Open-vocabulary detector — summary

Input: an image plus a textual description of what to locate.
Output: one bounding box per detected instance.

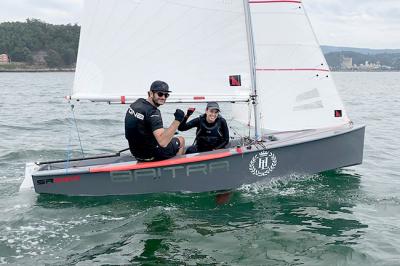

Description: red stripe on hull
[90,151,233,173]
[54,176,81,183]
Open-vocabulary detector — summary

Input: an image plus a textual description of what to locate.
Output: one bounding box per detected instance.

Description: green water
[0,72,399,265]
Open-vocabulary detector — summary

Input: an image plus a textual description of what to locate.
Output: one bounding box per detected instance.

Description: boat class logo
[249,151,277,177]
[334,109,343,117]
[229,75,241,86]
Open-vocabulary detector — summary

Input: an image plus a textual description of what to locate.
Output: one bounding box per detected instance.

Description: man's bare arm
[153,109,185,147]
[153,121,181,147]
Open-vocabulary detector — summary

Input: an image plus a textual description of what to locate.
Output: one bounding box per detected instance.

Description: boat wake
[238,173,319,196]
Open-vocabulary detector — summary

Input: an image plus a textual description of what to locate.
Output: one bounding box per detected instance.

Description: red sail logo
[229,75,241,86]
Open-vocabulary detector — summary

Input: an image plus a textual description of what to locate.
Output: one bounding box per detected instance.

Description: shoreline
[0,68,75,72]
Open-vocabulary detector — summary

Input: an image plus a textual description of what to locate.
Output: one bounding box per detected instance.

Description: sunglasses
[155,92,169,98]
[207,108,220,114]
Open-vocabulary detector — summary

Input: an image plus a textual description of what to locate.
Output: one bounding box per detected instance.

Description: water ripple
[0,72,400,265]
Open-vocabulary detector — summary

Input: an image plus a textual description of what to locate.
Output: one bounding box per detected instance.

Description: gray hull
[27,125,365,196]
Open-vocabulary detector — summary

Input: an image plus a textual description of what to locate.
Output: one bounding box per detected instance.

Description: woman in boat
[178,102,229,154]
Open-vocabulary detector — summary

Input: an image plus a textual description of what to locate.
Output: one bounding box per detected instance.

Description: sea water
[0,72,399,265]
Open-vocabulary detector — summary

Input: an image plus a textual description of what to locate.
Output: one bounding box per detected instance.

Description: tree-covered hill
[1,19,399,71]
[321,45,400,55]
[0,19,80,68]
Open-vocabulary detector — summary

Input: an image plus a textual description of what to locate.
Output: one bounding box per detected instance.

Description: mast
[243,0,261,141]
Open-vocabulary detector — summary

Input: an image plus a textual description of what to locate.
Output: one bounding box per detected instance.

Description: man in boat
[178,102,229,154]
[125,80,186,161]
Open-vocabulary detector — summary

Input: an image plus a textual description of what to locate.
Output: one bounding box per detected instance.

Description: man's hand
[174,109,185,122]
[186,107,195,117]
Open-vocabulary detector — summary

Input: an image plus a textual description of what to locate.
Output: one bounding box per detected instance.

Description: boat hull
[28,125,365,196]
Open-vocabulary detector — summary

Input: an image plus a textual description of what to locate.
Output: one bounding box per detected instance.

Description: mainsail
[73,0,351,133]
[232,1,350,131]
[72,0,252,103]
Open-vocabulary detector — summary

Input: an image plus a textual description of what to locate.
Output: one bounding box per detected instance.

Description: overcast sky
[0,0,399,49]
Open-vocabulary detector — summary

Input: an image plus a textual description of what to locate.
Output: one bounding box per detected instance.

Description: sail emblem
[229,75,241,86]
[335,110,343,117]
[249,151,277,177]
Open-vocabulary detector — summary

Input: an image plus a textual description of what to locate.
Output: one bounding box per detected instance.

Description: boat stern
[19,162,39,192]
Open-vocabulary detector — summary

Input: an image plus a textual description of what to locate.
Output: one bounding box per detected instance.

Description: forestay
[232,1,350,131]
[72,0,252,103]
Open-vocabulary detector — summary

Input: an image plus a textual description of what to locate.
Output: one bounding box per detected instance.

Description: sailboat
[20,0,364,196]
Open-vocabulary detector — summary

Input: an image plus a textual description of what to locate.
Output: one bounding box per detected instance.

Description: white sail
[72,0,252,103]
[232,1,350,131]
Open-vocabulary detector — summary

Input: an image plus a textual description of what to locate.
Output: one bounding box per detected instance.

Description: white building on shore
[341,56,353,69]
[0,54,10,64]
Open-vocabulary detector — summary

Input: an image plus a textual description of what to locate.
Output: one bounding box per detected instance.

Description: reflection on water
[260,170,366,238]
[2,72,399,264]
[30,170,368,264]
[131,213,178,265]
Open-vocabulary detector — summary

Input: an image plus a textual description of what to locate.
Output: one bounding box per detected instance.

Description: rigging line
[64,103,74,172]
[229,125,244,139]
[228,125,248,148]
[70,103,85,158]
[247,101,252,138]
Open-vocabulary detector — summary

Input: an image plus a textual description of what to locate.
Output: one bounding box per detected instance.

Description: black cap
[206,102,220,111]
[150,80,171,92]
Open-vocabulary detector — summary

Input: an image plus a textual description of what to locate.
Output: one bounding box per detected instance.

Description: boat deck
[35,125,352,173]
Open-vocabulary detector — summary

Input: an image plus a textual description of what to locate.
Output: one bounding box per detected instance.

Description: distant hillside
[0,19,80,68]
[324,51,400,70]
[1,20,398,71]
[321,45,400,55]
